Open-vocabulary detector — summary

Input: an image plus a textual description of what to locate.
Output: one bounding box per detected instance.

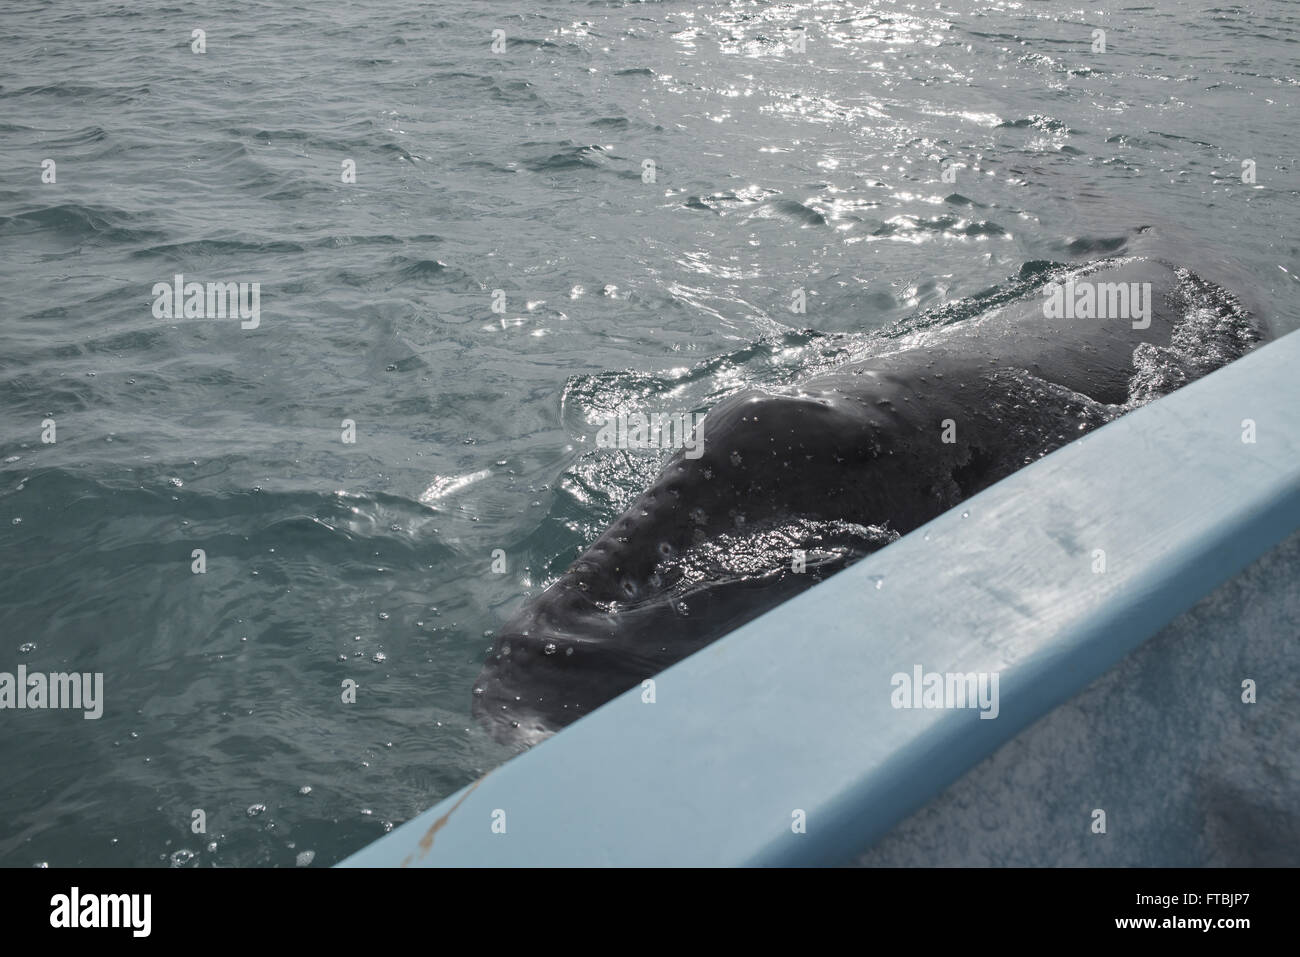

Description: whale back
[473,258,1262,745]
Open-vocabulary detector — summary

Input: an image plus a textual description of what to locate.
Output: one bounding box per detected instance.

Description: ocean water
[1,0,1297,867]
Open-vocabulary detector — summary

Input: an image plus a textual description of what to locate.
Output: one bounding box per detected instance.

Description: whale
[472,257,1262,746]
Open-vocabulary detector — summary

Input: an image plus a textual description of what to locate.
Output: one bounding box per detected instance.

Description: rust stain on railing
[400,773,490,867]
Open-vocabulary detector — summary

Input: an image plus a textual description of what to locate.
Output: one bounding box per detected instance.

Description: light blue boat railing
[340,329,1300,867]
